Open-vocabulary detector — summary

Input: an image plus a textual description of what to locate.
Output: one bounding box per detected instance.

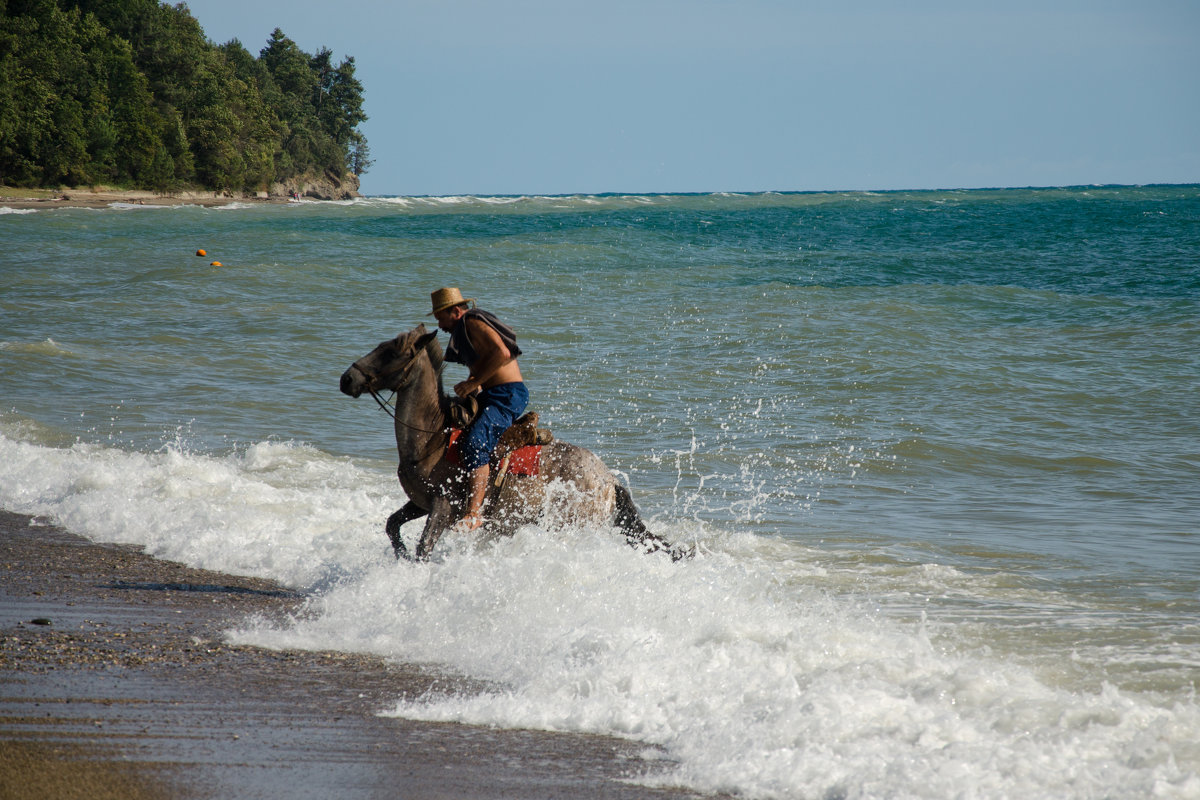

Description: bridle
[352,345,447,434]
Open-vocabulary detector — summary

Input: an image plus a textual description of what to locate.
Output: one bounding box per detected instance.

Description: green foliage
[0,0,370,191]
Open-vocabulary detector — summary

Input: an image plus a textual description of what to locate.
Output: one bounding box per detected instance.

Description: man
[429,287,528,530]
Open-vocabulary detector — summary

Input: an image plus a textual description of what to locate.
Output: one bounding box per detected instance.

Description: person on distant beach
[429,287,528,530]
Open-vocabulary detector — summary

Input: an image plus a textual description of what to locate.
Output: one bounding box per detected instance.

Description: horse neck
[425,337,449,400]
[391,351,449,463]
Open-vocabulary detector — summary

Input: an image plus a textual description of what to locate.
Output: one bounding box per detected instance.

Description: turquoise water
[3,187,1199,798]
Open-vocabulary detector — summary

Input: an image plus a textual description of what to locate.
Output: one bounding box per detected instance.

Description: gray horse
[340,324,688,561]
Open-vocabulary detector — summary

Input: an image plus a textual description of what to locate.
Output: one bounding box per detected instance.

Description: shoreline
[0,187,290,210]
[0,510,699,799]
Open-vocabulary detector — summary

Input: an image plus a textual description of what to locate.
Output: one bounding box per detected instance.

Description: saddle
[445,410,554,486]
[492,411,554,486]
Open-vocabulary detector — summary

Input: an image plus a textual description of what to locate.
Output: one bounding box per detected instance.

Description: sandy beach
[0,187,287,210]
[0,510,699,799]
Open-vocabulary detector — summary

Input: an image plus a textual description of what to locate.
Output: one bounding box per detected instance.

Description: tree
[348,129,373,177]
[0,1,371,191]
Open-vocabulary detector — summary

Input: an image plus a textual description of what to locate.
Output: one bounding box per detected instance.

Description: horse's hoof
[670,543,697,562]
[389,533,411,561]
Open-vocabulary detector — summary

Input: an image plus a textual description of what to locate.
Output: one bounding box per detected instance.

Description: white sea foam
[0,338,78,357]
[106,202,174,210]
[0,427,393,587]
[2,425,1195,799]
[360,193,675,213]
[250,529,1199,799]
[209,201,263,211]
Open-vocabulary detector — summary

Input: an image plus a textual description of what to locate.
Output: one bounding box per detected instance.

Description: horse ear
[416,330,438,349]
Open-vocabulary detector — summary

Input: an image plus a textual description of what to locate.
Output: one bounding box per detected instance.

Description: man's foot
[452,512,484,533]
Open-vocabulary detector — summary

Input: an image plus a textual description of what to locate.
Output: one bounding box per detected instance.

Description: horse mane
[424,333,445,374]
[423,332,452,409]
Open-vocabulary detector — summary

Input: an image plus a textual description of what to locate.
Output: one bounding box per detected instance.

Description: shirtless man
[429,287,528,530]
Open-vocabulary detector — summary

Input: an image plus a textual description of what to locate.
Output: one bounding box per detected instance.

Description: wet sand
[0,510,699,799]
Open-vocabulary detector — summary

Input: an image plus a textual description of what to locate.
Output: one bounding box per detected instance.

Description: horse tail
[613,484,693,561]
[613,483,648,537]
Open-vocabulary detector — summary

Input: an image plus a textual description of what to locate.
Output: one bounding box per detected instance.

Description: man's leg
[456,385,527,529]
[459,464,489,530]
[457,408,503,529]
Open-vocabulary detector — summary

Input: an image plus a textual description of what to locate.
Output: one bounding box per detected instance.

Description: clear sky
[184,0,1199,197]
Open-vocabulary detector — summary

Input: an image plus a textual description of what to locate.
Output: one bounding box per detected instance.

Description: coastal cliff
[273,170,362,201]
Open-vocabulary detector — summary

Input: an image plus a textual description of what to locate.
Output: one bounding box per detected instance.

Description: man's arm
[453,317,515,398]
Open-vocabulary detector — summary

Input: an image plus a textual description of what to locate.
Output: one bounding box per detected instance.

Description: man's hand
[454,378,481,398]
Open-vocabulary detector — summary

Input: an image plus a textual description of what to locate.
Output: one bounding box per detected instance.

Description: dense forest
[0,0,370,194]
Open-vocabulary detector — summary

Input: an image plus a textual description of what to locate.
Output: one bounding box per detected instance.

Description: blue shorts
[460,382,529,471]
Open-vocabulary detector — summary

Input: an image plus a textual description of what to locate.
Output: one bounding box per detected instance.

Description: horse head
[340,324,439,398]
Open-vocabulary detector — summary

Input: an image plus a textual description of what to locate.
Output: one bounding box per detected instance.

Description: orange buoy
[210,261,222,267]
[196,249,207,256]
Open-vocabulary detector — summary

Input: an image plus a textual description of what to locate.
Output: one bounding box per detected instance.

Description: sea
[2,186,1198,799]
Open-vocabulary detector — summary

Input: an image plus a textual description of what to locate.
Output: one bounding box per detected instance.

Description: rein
[356,349,447,435]
[367,387,399,418]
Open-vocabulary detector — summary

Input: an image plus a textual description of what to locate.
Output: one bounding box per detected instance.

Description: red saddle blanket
[445,429,542,476]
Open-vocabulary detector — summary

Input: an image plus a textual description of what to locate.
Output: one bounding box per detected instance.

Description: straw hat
[428,287,474,315]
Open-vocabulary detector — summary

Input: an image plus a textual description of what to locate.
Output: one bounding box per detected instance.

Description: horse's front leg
[416,494,458,559]
[386,501,427,560]
[415,459,467,559]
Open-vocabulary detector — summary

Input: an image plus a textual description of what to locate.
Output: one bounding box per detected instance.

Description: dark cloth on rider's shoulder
[444,308,522,367]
